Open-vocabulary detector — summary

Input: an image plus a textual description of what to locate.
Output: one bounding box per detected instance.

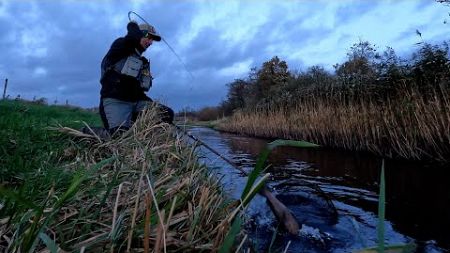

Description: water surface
[186,126,449,252]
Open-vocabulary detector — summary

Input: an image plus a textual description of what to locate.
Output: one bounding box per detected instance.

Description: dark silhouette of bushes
[220,41,449,113]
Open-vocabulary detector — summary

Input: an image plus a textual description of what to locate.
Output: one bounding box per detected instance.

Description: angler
[99,20,174,135]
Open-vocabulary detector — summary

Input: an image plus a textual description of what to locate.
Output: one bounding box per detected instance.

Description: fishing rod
[127,11,195,80]
[174,125,245,174]
[173,124,300,235]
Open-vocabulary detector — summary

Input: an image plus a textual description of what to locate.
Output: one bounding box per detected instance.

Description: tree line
[182,40,449,121]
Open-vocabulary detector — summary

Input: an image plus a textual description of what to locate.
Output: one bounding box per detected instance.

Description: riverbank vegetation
[0,100,247,252]
[196,41,450,161]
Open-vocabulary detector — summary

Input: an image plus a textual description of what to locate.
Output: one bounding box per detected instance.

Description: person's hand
[140,57,152,77]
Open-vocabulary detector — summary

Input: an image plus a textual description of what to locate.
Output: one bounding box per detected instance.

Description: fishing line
[174,124,338,226]
[128,11,195,81]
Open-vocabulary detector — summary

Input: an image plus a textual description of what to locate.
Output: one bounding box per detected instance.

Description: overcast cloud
[0,0,448,111]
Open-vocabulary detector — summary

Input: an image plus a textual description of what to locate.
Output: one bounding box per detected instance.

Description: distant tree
[284,65,335,102]
[375,47,406,83]
[256,56,290,99]
[305,66,335,88]
[220,56,291,112]
[197,106,222,121]
[176,106,197,118]
[334,41,378,87]
[248,67,258,83]
[226,79,248,110]
[411,42,450,88]
[218,100,233,116]
[34,97,47,105]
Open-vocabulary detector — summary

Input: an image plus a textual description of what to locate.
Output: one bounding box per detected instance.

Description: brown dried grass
[217,87,450,161]
[1,106,238,252]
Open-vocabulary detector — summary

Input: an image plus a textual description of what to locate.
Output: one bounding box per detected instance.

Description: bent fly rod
[173,124,300,235]
[128,11,195,80]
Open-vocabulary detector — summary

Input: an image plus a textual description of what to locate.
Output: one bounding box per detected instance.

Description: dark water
[185,126,450,253]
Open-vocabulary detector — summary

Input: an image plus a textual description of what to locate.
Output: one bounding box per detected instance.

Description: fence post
[2,78,8,99]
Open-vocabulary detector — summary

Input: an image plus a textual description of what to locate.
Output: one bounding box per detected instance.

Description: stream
[185,126,449,253]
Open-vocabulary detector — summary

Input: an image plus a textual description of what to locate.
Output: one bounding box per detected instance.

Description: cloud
[32,67,47,77]
[334,1,380,25]
[218,59,253,77]
[0,0,448,111]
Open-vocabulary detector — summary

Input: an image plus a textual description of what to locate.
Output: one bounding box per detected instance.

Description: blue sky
[0,0,448,111]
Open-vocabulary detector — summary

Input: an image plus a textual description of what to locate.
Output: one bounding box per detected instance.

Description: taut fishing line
[128,11,195,81]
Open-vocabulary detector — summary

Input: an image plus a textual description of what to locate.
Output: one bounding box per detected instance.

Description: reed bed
[0,106,239,252]
[217,87,450,161]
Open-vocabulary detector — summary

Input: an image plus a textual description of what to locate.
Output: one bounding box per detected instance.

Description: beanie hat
[139,23,161,42]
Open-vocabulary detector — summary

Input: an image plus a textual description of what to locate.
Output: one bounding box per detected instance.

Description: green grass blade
[377,159,386,253]
[241,139,319,199]
[188,207,202,241]
[268,224,279,253]
[241,148,270,199]
[241,173,269,207]
[218,215,242,253]
[0,186,39,210]
[267,139,320,150]
[232,139,318,250]
[39,232,58,253]
[56,156,116,207]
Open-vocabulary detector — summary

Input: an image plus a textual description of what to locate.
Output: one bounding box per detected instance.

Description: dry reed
[217,87,450,161]
[1,106,240,252]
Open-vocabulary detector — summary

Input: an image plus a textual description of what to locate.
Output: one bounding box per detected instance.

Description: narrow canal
[186,126,449,253]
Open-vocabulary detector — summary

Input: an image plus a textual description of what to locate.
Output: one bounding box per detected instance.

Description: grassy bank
[217,86,450,161]
[0,100,239,252]
[0,100,101,183]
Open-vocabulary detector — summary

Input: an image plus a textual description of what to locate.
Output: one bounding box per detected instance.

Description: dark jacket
[100,22,151,102]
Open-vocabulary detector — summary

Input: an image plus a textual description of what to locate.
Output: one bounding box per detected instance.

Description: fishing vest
[102,49,153,91]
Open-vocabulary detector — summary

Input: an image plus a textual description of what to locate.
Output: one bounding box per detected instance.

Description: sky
[0,0,448,111]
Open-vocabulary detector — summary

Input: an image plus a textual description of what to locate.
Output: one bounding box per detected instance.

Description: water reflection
[188,127,450,252]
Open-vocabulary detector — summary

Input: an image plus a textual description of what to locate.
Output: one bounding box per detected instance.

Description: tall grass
[0,100,101,182]
[217,86,450,161]
[0,100,238,252]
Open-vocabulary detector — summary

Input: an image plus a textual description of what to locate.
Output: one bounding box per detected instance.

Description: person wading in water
[98,20,174,135]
